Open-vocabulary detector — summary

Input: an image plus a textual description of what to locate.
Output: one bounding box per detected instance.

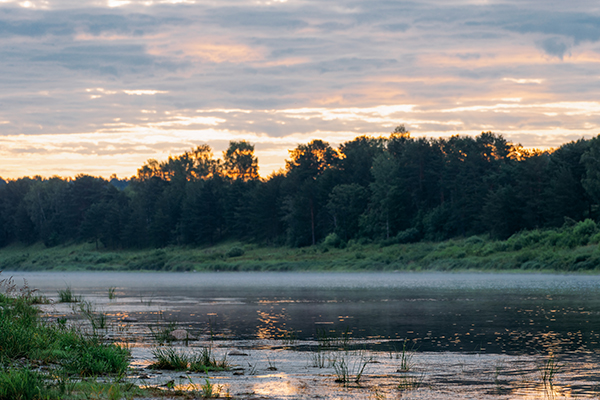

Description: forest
[1,127,600,251]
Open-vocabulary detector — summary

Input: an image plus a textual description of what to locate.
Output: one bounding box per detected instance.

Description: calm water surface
[6,271,600,356]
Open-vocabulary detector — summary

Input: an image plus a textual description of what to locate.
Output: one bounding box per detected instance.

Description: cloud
[504,11,600,45]
[538,37,570,59]
[0,0,599,178]
[0,18,74,36]
[30,44,185,75]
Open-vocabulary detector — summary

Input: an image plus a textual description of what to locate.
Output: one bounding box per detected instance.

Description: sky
[1,0,600,179]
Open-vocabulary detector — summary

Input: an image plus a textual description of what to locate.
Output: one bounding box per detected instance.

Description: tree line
[1,127,600,250]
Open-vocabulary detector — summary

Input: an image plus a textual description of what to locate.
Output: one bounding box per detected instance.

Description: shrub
[396,228,421,244]
[573,219,598,245]
[323,233,343,248]
[226,247,245,258]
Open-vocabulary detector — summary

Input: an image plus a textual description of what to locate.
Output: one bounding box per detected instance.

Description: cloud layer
[1,0,600,178]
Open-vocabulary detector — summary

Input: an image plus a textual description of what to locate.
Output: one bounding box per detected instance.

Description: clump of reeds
[396,340,415,372]
[539,355,560,385]
[331,351,370,386]
[150,346,229,372]
[58,286,81,303]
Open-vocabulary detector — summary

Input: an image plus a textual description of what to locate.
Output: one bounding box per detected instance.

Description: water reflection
[10,271,600,356]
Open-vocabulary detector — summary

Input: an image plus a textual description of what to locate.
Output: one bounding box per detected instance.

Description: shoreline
[2,234,600,273]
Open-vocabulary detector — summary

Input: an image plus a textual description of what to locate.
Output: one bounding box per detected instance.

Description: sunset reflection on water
[17,272,600,399]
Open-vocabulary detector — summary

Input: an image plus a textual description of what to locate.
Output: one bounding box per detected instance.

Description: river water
[6,271,600,356]
[7,271,600,398]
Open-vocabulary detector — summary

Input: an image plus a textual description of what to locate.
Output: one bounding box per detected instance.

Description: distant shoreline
[2,228,599,273]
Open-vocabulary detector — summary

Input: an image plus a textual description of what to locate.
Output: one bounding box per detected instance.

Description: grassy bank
[0,275,144,400]
[2,220,600,273]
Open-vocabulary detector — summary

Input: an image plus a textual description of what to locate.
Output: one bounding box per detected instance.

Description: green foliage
[150,346,229,372]
[200,378,222,398]
[188,347,229,372]
[323,233,343,249]
[57,286,80,303]
[2,132,600,258]
[150,347,191,370]
[0,368,49,400]
[226,246,245,258]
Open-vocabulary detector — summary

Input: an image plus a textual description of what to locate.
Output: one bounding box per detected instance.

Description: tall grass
[150,346,230,372]
[0,272,131,399]
[331,352,370,386]
[58,286,81,303]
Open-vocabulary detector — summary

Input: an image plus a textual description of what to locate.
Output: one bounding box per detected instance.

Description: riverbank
[1,226,600,272]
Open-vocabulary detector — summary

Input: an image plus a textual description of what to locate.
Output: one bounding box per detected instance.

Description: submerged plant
[398,374,425,391]
[539,355,561,385]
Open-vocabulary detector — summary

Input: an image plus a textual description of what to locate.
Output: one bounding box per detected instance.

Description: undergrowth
[3,220,600,273]
[0,272,135,400]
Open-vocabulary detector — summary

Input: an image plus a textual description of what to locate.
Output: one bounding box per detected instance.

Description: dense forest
[1,127,600,250]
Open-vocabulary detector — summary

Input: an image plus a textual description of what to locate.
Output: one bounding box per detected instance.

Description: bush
[573,219,598,245]
[226,247,245,258]
[323,233,343,249]
[396,228,421,244]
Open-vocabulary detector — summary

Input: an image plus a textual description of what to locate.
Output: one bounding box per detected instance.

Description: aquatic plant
[0,368,47,400]
[201,378,222,398]
[317,327,351,350]
[108,286,116,300]
[189,346,229,372]
[539,355,560,385]
[331,351,370,386]
[397,374,424,391]
[309,350,330,368]
[76,300,108,331]
[281,328,298,346]
[148,321,178,345]
[58,286,81,303]
[266,355,277,371]
[151,347,191,370]
[396,340,415,372]
[247,361,258,375]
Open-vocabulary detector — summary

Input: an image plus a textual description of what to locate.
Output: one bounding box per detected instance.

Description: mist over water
[8,271,600,355]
